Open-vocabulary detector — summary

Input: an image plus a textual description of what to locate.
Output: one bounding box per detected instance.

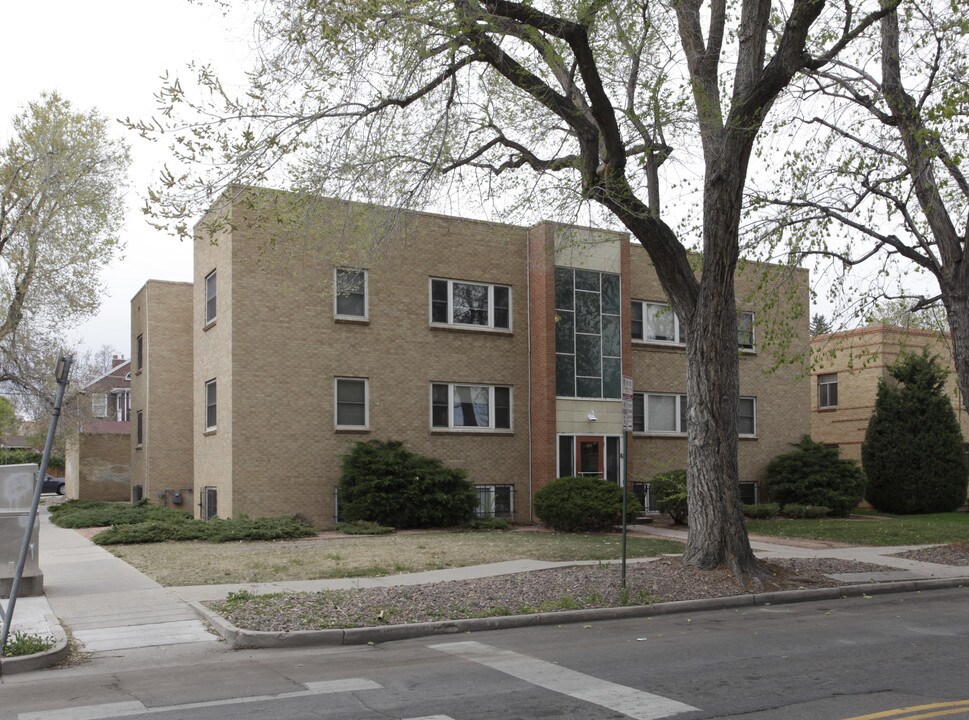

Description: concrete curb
[0,613,70,676]
[191,577,969,650]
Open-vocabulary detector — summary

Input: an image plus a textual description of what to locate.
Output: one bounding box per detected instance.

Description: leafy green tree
[752,1,969,420]
[339,440,477,529]
[862,351,969,513]
[139,0,896,579]
[766,436,866,517]
[0,395,17,436]
[0,93,129,392]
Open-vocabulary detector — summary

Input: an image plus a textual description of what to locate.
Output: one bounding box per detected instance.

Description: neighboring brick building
[135,189,810,527]
[130,280,194,510]
[64,356,132,500]
[810,325,969,464]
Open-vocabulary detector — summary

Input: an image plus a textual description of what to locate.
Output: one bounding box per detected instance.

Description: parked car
[41,475,65,495]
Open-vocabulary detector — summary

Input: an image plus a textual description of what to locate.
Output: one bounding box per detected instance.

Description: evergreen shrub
[339,440,477,529]
[765,436,866,516]
[742,503,780,519]
[862,351,969,513]
[781,503,831,519]
[533,475,625,532]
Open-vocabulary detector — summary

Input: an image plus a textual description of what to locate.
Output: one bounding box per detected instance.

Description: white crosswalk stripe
[18,678,382,720]
[429,640,698,720]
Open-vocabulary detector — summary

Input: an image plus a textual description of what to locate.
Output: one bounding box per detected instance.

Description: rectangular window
[632,301,685,344]
[475,485,514,518]
[205,379,217,431]
[429,278,511,330]
[205,270,217,325]
[430,383,512,430]
[136,410,143,446]
[818,373,838,408]
[334,268,368,319]
[634,393,688,433]
[136,334,143,371]
[738,396,756,436]
[557,435,574,478]
[91,393,108,418]
[335,378,368,428]
[738,311,755,350]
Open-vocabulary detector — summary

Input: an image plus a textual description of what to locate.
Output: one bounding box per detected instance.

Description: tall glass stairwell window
[554,267,622,398]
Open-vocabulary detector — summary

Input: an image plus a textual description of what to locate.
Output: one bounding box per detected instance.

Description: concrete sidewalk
[5,512,217,658]
[4,516,967,671]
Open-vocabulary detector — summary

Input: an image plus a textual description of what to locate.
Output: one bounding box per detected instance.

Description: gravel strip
[211,557,886,633]
[891,541,969,566]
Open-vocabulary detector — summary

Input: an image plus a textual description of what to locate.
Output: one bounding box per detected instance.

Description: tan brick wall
[194,204,234,519]
[811,325,969,463]
[203,194,532,527]
[131,280,194,505]
[70,433,130,501]
[626,250,810,493]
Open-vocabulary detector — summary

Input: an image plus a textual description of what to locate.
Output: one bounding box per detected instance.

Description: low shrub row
[742,503,831,519]
[92,514,317,545]
[50,500,190,528]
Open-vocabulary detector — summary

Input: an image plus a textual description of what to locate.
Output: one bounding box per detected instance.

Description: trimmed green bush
[534,475,626,532]
[743,503,780,519]
[862,350,969,514]
[765,436,866,517]
[92,514,316,545]
[0,449,64,469]
[781,504,831,519]
[651,470,688,524]
[461,517,511,531]
[50,499,191,528]
[339,440,477,529]
[336,520,396,535]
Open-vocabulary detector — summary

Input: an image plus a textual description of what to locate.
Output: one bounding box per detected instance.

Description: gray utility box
[0,464,43,597]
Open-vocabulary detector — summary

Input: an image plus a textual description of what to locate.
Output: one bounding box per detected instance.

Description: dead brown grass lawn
[105,530,684,586]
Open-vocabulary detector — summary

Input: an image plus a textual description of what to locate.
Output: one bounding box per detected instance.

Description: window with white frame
[205,270,217,325]
[114,389,130,422]
[738,311,755,350]
[430,278,510,330]
[431,383,511,430]
[818,373,838,408]
[475,485,514,518]
[335,378,368,428]
[204,379,217,431]
[91,393,108,418]
[738,396,756,436]
[632,301,685,344]
[334,268,368,319]
[632,393,688,433]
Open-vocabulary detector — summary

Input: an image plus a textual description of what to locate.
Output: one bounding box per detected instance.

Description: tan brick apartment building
[131,190,810,527]
[811,325,969,463]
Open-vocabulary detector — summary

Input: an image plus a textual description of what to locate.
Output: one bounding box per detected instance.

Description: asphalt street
[3,587,967,720]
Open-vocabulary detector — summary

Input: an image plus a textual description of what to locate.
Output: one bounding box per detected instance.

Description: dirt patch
[891,540,969,566]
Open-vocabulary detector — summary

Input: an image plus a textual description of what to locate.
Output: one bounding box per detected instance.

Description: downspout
[526,231,533,524]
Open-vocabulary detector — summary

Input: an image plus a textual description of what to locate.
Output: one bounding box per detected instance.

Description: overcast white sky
[0,1,253,360]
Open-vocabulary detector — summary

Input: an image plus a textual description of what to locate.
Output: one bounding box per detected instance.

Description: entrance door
[575,436,604,477]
